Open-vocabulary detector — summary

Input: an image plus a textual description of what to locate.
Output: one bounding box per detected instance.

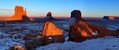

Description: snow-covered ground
[36,36,119,50]
[0,23,42,50]
[87,20,119,30]
[0,19,119,50]
[0,31,25,50]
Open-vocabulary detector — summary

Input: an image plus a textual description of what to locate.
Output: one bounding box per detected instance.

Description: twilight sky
[0,0,119,17]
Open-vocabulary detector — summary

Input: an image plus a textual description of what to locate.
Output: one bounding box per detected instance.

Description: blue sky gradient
[0,0,119,17]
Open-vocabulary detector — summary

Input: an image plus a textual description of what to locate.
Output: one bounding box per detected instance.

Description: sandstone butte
[46,12,52,17]
[44,12,54,21]
[69,10,119,42]
[103,16,115,20]
[108,16,115,20]
[6,6,34,21]
[71,10,85,21]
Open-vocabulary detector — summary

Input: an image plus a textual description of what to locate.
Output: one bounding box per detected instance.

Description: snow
[36,36,119,50]
[107,24,119,30]
[0,31,25,49]
[92,31,98,36]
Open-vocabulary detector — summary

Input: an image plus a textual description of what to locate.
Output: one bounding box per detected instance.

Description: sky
[0,0,119,17]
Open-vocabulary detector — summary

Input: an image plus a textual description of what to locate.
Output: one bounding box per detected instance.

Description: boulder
[68,21,119,42]
[25,32,64,50]
[71,10,85,21]
[6,6,34,22]
[25,37,45,50]
[42,22,64,44]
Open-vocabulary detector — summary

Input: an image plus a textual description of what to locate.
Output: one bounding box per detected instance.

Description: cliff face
[15,6,26,16]
[6,6,33,22]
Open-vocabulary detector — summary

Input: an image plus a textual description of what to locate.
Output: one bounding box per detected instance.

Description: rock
[6,6,34,22]
[42,21,64,44]
[42,22,62,36]
[68,21,119,42]
[24,22,64,49]
[44,12,54,21]
[68,21,92,42]
[71,10,85,21]
[46,12,52,17]
[22,15,33,22]
[103,16,115,20]
[36,35,42,39]
[10,45,25,50]
[25,36,45,50]
[14,6,26,16]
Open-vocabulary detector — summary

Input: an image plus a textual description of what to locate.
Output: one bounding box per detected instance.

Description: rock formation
[103,16,115,20]
[10,45,25,50]
[69,10,119,42]
[68,20,119,42]
[42,21,64,44]
[46,12,52,17]
[25,22,64,49]
[71,10,85,21]
[44,12,54,21]
[6,6,34,22]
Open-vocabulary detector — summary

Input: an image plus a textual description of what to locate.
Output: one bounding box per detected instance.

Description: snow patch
[36,36,119,50]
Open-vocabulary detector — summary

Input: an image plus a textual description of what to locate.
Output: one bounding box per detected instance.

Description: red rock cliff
[6,6,33,21]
